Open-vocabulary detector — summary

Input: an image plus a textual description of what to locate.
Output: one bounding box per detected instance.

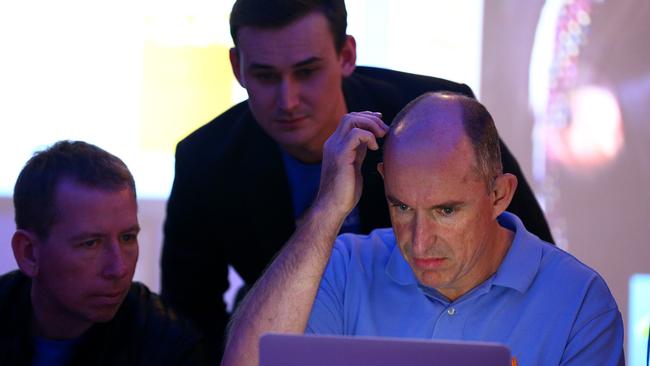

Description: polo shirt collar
[492,212,543,293]
[385,233,418,286]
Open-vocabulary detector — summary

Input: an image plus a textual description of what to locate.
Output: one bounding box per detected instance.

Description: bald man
[223,93,624,366]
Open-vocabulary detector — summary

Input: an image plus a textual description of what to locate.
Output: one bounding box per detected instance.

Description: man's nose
[411,213,436,256]
[102,240,129,279]
[278,77,300,112]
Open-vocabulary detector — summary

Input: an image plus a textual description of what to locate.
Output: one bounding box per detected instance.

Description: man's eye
[81,239,100,248]
[295,68,315,79]
[121,233,138,244]
[439,207,455,216]
[392,203,409,212]
[253,72,278,82]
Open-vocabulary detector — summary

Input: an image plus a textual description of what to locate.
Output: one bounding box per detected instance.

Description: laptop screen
[260,333,512,366]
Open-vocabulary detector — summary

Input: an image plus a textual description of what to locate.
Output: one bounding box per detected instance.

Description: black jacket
[0,271,204,366]
[161,66,554,361]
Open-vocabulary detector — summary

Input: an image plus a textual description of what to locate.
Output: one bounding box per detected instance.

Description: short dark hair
[389,92,503,188]
[456,94,503,187]
[230,0,348,52]
[13,140,136,239]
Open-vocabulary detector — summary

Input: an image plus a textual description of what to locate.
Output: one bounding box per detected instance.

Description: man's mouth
[413,257,447,270]
[276,116,307,125]
[93,289,127,305]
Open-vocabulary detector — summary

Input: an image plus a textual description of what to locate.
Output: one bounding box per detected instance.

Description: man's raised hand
[315,111,388,218]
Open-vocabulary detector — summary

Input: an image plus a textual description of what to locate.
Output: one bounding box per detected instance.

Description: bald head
[384,92,503,189]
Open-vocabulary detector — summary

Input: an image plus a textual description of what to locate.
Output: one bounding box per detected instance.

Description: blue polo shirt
[306,212,624,365]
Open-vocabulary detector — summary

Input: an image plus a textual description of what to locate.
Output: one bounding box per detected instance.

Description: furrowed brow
[430,201,465,210]
[386,195,406,205]
[292,57,322,68]
[248,63,275,71]
[67,232,106,242]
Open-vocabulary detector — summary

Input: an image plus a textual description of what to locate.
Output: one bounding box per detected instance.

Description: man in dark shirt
[0,141,203,366]
[161,0,554,361]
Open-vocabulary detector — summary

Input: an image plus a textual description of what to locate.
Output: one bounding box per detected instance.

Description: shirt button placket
[447,307,456,315]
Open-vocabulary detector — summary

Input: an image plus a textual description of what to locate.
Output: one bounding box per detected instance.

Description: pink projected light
[546,85,624,169]
[528,0,627,248]
[532,0,625,171]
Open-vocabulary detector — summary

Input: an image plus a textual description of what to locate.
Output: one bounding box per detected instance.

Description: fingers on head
[347,127,379,151]
[342,112,388,137]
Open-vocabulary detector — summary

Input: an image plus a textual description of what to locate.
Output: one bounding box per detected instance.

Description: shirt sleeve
[560,276,625,366]
[306,240,351,335]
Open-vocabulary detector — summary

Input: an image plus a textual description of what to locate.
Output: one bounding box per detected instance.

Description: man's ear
[339,35,357,77]
[11,230,40,278]
[491,173,518,218]
[229,47,245,87]
[377,162,384,179]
